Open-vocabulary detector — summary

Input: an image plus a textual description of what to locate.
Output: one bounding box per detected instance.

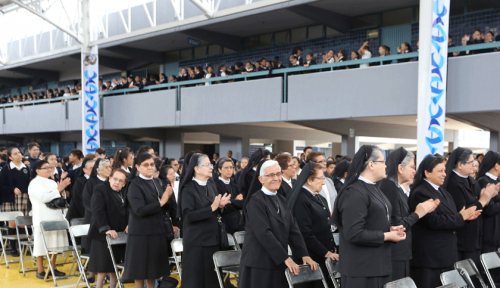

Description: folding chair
[106,232,128,288]
[39,220,75,286]
[325,258,341,288]
[440,268,471,288]
[285,264,329,288]
[70,218,86,226]
[436,284,460,288]
[69,224,91,288]
[170,238,183,279]
[213,250,241,288]
[0,211,24,268]
[233,231,244,249]
[227,233,239,251]
[15,216,36,276]
[455,259,488,288]
[383,277,417,288]
[480,252,500,288]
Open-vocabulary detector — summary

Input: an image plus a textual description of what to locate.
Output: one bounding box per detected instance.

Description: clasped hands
[285,256,318,276]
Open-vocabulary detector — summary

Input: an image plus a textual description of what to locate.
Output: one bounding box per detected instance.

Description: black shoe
[51,269,66,277]
[36,272,46,279]
[87,276,95,283]
[10,250,20,257]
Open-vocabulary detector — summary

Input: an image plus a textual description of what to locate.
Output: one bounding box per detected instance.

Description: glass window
[326,27,341,37]
[308,25,324,38]
[208,44,221,55]
[244,37,258,50]
[274,31,290,45]
[352,14,379,29]
[291,27,306,42]
[194,46,206,58]
[180,49,193,60]
[382,8,413,27]
[259,33,273,47]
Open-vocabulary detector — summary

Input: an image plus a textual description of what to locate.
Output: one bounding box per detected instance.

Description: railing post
[177,86,181,111]
[2,107,5,125]
[283,72,288,103]
[100,94,104,117]
[65,101,69,120]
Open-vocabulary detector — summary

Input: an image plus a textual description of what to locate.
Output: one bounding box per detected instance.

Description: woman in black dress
[377,147,438,281]
[88,169,129,288]
[123,153,172,288]
[215,157,244,234]
[441,147,498,285]
[238,149,264,197]
[239,160,317,288]
[331,145,406,288]
[66,158,95,223]
[409,154,481,288]
[178,154,231,288]
[331,160,349,193]
[476,151,500,283]
[0,147,31,257]
[288,162,339,288]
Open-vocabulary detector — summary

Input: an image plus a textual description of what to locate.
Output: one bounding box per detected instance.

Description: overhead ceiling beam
[105,46,165,64]
[287,4,351,34]
[10,0,83,44]
[9,67,59,81]
[69,54,128,71]
[182,28,243,51]
[0,77,22,87]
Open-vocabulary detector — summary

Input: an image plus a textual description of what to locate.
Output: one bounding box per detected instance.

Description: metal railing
[1,42,498,113]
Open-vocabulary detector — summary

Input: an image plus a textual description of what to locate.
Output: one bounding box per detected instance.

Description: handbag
[217,213,229,249]
[152,179,176,240]
[157,276,179,288]
[45,197,69,209]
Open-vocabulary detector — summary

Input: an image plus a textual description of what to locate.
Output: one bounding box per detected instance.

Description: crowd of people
[0,140,498,288]
[1,29,498,106]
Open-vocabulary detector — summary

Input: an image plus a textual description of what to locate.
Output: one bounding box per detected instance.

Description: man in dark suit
[276,153,296,198]
[300,146,312,169]
[158,73,167,84]
[226,150,238,165]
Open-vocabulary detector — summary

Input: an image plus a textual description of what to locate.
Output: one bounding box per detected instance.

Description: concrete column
[275,140,294,154]
[490,131,500,152]
[162,129,184,159]
[341,135,356,158]
[331,142,342,158]
[220,135,249,161]
[76,141,83,151]
[447,130,460,153]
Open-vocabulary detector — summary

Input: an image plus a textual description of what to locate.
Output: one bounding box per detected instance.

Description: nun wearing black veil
[377,147,438,281]
[331,145,406,288]
[331,160,350,193]
[177,154,231,288]
[287,161,338,288]
[476,151,500,282]
[239,160,318,288]
[442,147,498,282]
[238,149,264,197]
[408,154,480,288]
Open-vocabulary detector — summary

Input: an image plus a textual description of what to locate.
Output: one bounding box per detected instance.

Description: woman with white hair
[239,160,318,288]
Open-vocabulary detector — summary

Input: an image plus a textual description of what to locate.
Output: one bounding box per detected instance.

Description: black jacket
[277,178,295,198]
[181,180,220,246]
[477,175,500,248]
[82,177,106,224]
[240,190,308,270]
[215,178,244,233]
[292,188,334,263]
[127,177,169,236]
[0,164,30,204]
[409,181,465,268]
[333,178,344,194]
[378,178,419,261]
[446,172,483,252]
[336,180,392,277]
[66,175,87,222]
[89,181,128,242]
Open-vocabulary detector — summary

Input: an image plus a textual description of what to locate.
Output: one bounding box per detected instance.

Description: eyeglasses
[372,160,386,164]
[141,163,156,167]
[222,166,234,169]
[40,167,53,170]
[312,176,326,181]
[263,172,282,178]
[316,160,326,164]
[201,163,213,168]
[465,160,475,166]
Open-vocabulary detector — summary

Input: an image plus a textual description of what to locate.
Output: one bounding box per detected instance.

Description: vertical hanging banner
[417,0,450,163]
[81,46,100,154]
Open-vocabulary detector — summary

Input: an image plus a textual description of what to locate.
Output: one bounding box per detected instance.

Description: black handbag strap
[151,178,169,217]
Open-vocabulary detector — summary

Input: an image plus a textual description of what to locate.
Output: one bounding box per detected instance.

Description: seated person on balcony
[194,66,205,79]
[448,36,460,57]
[303,52,317,68]
[397,42,412,63]
[289,55,301,68]
[231,62,244,75]
[98,79,106,91]
[204,66,216,79]
[358,41,372,68]
[371,45,392,66]
[346,51,360,69]
[176,68,189,82]
[217,64,228,77]
[242,62,254,74]
[119,77,128,89]
[187,67,195,80]
[108,78,120,91]
[129,76,140,88]
[274,56,285,69]
[322,49,335,64]
[145,75,157,86]
[169,75,176,85]
[292,46,304,65]
[257,58,269,71]
[158,73,167,84]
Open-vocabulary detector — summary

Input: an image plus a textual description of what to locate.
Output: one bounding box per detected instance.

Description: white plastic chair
[0,211,24,268]
[480,252,500,288]
[106,232,127,288]
[213,250,241,288]
[170,238,183,279]
[69,224,91,288]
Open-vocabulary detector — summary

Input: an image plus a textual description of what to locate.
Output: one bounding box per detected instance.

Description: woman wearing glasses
[377,147,439,281]
[215,157,244,234]
[123,153,172,288]
[441,147,498,283]
[28,160,71,279]
[331,145,406,288]
[177,154,231,288]
[287,162,338,288]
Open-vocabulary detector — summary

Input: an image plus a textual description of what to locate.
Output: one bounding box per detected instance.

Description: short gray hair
[362,145,382,170]
[196,154,209,168]
[259,160,281,177]
[98,159,110,170]
[401,151,415,167]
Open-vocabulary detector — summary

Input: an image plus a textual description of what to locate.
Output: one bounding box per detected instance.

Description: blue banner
[81,48,100,154]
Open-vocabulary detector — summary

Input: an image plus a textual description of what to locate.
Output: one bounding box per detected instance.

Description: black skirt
[411,266,453,288]
[87,240,125,273]
[391,260,410,282]
[181,245,219,288]
[340,274,390,288]
[122,233,170,280]
[239,265,288,288]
